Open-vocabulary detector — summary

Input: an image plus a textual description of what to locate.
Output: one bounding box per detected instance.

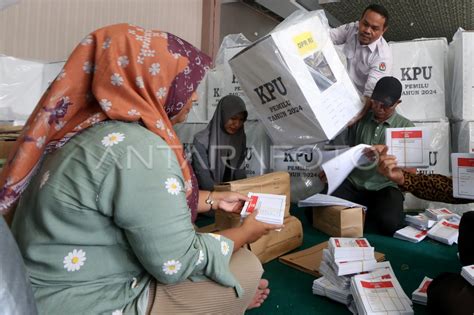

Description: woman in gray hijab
[192,95,248,190]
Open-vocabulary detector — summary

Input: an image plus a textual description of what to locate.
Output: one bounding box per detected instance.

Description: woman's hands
[212,191,249,213]
[240,211,284,244]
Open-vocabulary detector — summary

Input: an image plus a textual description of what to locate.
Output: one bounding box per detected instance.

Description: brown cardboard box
[279,241,385,277]
[214,171,291,221]
[249,215,303,264]
[312,206,364,238]
[211,214,303,264]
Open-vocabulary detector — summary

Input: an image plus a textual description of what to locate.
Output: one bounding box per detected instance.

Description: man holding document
[330,76,414,235]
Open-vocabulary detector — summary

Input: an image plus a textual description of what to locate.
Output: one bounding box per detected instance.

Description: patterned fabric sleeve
[97,130,243,296]
[401,171,472,204]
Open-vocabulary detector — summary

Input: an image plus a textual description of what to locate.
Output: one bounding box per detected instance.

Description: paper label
[361,280,394,289]
[441,221,459,229]
[419,280,432,293]
[293,32,317,56]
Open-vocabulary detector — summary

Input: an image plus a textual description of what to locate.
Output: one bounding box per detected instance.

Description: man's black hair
[362,4,389,27]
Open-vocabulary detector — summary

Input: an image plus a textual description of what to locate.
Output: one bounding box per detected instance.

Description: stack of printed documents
[324,247,378,276]
[411,277,432,305]
[319,257,352,290]
[312,276,353,305]
[427,219,459,245]
[350,262,413,315]
[424,208,457,221]
[240,192,286,225]
[405,213,436,230]
[329,238,375,263]
[461,265,474,286]
[394,226,428,243]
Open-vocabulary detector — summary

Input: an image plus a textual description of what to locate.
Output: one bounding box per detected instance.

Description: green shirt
[347,111,414,191]
[12,121,241,315]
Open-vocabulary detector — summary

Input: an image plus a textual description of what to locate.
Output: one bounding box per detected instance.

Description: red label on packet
[335,239,341,247]
[381,274,392,279]
[245,195,259,214]
[361,280,394,289]
[391,130,422,139]
[442,221,459,229]
[416,230,428,238]
[458,158,474,167]
[356,239,368,247]
[420,280,432,293]
[440,208,452,214]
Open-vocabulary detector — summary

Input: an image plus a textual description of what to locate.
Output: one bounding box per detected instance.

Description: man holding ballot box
[330,76,414,235]
[330,4,392,124]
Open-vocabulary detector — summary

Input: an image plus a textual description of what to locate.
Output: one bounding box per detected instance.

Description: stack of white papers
[394,226,428,243]
[350,263,413,315]
[411,277,432,305]
[240,192,286,225]
[405,213,436,230]
[324,248,378,276]
[319,258,352,290]
[461,265,474,286]
[329,238,375,262]
[424,208,456,221]
[427,219,459,245]
[312,276,353,305]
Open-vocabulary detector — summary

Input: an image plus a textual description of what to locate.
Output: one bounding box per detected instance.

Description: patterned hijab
[0,24,211,220]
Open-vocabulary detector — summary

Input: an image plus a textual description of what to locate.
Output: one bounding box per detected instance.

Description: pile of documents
[461,265,474,286]
[240,192,286,225]
[312,276,352,305]
[394,226,428,243]
[405,213,436,230]
[330,238,374,264]
[427,219,459,245]
[394,208,461,245]
[325,246,378,276]
[350,262,413,314]
[425,208,457,221]
[411,276,432,305]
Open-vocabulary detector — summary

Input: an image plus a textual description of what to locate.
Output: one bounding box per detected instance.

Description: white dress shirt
[330,21,392,97]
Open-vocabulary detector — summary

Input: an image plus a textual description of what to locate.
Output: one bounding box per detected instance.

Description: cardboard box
[312,206,364,237]
[214,171,291,226]
[279,241,385,277]
[389,38,448,121]
[229,11,362,146]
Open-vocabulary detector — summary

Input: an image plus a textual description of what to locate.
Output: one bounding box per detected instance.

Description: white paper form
[240,192,286,225]
[386,127,430,168]
[321,144,372,195]
[452,153,474,199]
[298,193,366,211]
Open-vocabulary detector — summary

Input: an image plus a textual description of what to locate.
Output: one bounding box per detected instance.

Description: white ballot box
[389,38,448,121]
[229,10,363,146]
[452,153,474,200]
[386,127,430,168]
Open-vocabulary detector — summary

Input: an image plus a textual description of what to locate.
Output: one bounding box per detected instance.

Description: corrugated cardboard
[279,241,385,277]
[214,171,291,229]
[312,206,364,237]
[249,215,303,264]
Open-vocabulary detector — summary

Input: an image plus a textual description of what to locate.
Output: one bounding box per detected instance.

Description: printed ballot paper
[322,144,372,195]
[240,192,286,225]
[452,153,474,200]
[411,277,432,305]
[461,265,474,286]
[385,127,430,168]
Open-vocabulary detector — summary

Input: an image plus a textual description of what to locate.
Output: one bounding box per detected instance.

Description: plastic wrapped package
[271,144,326,202]
[186,68,208,123]
[229,10,363,146]
[389,38,448,121]
[403,120,450,210]
[451,120,474,153]
[207,34,258,120]
[0,56,64,124]
[448,29,474,121]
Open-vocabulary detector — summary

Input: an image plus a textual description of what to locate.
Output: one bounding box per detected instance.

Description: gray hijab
[194,95,248,183]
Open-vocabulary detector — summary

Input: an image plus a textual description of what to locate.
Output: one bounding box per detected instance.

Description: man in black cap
[331,76,414,235]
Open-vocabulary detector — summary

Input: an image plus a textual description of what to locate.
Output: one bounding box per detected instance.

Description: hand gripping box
[229,10,363,146]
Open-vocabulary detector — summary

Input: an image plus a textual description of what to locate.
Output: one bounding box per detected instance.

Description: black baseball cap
[371,76,402,107]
